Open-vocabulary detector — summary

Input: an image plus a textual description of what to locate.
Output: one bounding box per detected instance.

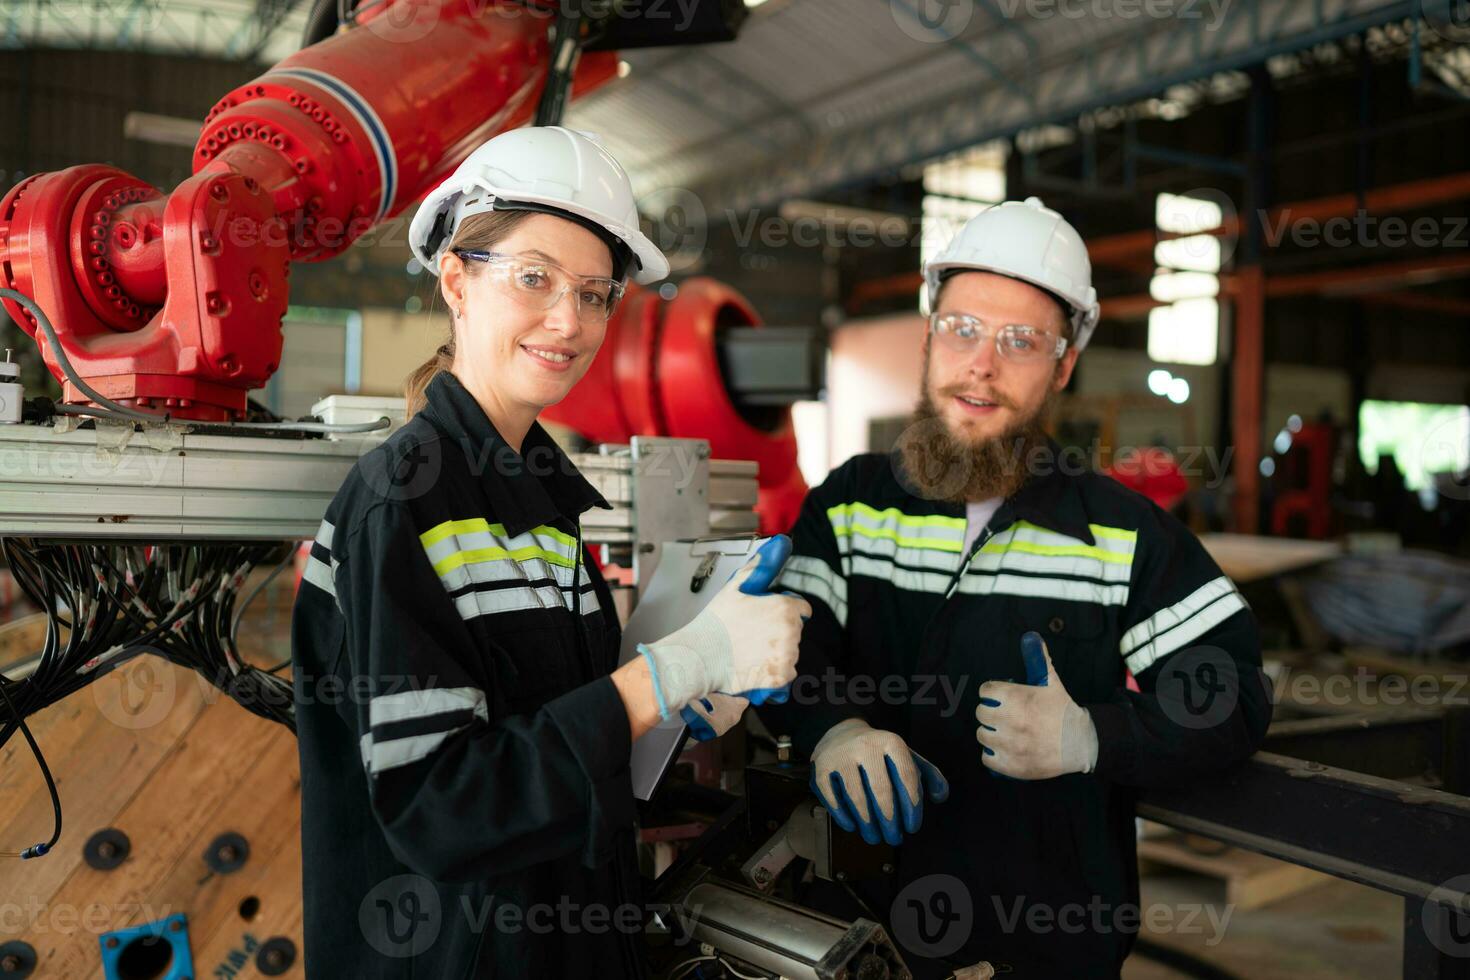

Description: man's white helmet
[924,196,1100,351]
[408,126,669,284]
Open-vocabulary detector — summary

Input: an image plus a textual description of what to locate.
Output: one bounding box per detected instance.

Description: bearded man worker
[757,197,1272,979]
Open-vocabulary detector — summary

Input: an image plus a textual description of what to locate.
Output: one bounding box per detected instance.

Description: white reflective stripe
[850,554,953,595]
[842,533,960,572]
[302,555,336,597]
[779,555,849,626]
[438,554,568,593]
[958,572,1130,606]
[364,729,452,776]
[368,686,487,727]
[316,519,335,550]
[966,547,1133,583]
[1121,576,1238,655]
[578,584,600,615]
[454,584,566,620]
[1123,584,1248,676]
[361,687,489,776]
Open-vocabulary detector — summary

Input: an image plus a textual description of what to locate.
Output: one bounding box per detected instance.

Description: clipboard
[619,534,771,801]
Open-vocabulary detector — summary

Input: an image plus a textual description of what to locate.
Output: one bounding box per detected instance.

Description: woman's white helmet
[924,196,1100,351]
[408,126,669,284]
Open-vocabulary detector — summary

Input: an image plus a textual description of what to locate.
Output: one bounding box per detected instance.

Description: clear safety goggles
[928,311,1068,363]
[452,249,625,322]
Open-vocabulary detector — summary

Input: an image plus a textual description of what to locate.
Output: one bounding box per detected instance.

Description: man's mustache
[937,385,1014,410]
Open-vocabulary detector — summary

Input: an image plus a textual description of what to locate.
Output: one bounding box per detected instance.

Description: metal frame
[1139,708,1470,978]
[692,0,1421,215]
[1,0,308,63]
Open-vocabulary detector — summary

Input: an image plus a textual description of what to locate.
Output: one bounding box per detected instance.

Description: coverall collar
[993,437,1097,545]
[419,370,611,536]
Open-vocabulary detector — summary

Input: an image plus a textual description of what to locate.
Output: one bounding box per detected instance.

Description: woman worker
[291,126,810,979]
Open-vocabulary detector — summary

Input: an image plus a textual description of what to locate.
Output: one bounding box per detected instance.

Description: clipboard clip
[685,534,760,593]
[690,553,719,593]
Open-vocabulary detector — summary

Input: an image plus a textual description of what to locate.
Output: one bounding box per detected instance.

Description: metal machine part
[744,763,896,885]
[99,914,194,980]
[541,278,816,534]
[0,414,757,546]
[83,829,131,871]
[741,800,833,892]
[716,325,827,409]
[669,874,911,980]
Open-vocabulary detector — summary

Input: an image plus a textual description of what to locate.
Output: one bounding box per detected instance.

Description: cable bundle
[0,538,298,733]
[0,537,299,858]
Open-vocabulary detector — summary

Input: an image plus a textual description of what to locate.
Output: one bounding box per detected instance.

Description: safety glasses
[452,249,625,322]
[928,312,1068,363]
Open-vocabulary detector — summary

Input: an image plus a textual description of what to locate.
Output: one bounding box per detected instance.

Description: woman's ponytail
[404,340,454,418]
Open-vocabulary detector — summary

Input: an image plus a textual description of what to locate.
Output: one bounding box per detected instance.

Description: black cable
[300,0,345,47]
[0,677,61,859]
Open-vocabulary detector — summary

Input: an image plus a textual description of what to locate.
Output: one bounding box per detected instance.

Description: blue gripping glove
[809,718,951,846]
[976,631,1098,780]
[979,631,1048,778]
[680,536,797,738]
[639,534,810,723]
[1022,630,1050,686]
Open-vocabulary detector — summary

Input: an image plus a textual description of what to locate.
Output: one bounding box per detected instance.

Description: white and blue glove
[637,535,810,722]
[976,631,1098,780]
[809,718,950,846]
[679,536,800,740]
[682,692,750,742]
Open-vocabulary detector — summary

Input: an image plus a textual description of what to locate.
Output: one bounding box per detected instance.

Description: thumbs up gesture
[975,632,1099,780]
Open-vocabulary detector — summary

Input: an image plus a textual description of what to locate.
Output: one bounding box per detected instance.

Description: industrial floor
[1123,871,1403,979]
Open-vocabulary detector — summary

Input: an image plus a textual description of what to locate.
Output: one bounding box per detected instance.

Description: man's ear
[1052,346,1080,392]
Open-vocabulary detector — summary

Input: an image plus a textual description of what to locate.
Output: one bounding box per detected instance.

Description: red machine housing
[543,278,808,534]
[0,2,615,420]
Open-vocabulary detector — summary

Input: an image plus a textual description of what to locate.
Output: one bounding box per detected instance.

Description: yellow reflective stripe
[833,523,964,553]
[533,523,578,549]
[421,517,575,550]
[421,517,505,549]
[827,501,966,532]
[432,543,575,577]
[983,539,1134,565]
[985,520,1137,564]
[828,502,965,554]
[421,519,578,569]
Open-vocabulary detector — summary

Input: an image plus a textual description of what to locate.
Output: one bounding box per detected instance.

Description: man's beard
[895,373,1059,504]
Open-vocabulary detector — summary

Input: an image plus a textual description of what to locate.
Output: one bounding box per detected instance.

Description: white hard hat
[924,196,1100,351]
[408,126,669,284]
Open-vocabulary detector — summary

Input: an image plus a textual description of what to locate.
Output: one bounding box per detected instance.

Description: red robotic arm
[0,2,615,420]
[0,0,807,528]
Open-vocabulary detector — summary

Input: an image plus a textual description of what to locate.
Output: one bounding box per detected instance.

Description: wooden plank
[0,661,212,916]
[0,613,50,672]
[1198,533,1341,584]
[162,727,302,975]
[21,680,295,975]
[1138,834,1334,911]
